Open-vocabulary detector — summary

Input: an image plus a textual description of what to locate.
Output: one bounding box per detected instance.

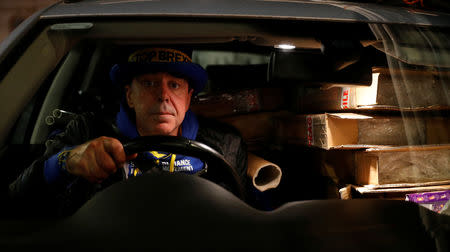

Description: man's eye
[169,82,181,89]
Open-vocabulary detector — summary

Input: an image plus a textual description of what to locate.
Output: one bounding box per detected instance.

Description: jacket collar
[115,103,199,140]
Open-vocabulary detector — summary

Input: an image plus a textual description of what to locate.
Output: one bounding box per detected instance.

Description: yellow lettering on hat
[128,48,191,63]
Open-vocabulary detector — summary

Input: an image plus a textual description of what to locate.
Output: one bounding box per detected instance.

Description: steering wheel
[122,135,245,200]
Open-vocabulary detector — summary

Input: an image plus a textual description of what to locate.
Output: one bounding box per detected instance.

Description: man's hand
[66,136,138,183]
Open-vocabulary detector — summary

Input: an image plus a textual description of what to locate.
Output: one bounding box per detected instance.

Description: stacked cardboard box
[218,111,287,152]
[354,145,450,185]
[277,113,449,149]
[288,67,450,204]
[190,87,286,152]
[298,68,450,112]
[313,145,450,192]
[277,113,450,185]
[339,182,450,202]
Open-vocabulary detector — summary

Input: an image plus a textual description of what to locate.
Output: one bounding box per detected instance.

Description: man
[9,47,248,216]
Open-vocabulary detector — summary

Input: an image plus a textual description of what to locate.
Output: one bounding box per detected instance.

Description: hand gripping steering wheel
[122,135,245,200]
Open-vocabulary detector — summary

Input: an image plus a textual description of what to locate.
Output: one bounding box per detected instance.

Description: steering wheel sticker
[122,135,245,199]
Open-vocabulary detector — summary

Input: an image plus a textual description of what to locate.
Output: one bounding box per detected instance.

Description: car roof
[41,0,450,27]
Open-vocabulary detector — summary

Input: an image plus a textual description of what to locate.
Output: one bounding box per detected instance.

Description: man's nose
[157,83,170,102]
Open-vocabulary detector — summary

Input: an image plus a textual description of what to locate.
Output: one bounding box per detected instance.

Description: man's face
[125,72,193,136]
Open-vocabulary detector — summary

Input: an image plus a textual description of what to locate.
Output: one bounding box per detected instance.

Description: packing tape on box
[247,153,282,192]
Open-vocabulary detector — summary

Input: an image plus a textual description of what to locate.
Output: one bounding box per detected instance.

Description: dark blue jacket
[8,112,247,217]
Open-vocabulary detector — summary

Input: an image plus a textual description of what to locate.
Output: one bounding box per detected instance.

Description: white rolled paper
[247,153,282,192]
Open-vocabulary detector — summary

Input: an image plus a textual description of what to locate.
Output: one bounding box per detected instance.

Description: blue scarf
[116,104,205,177]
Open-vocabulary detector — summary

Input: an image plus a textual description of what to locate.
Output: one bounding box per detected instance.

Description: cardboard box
[316,145,450,188]
[218,112,288,152]
[355,145,450,185]
[339,183,450,201]
[277,113,450,149]
[298,68,450,112]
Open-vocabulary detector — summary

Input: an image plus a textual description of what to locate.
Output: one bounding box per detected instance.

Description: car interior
[0,16,449,250]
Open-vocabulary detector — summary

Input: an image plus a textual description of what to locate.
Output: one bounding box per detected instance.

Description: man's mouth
[153,112,174,116]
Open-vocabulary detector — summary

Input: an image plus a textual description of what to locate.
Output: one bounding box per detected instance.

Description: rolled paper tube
[247,153,282,192]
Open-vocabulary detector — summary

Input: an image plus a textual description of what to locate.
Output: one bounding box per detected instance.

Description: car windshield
[1,16,449,213]
[1,1,450,250]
